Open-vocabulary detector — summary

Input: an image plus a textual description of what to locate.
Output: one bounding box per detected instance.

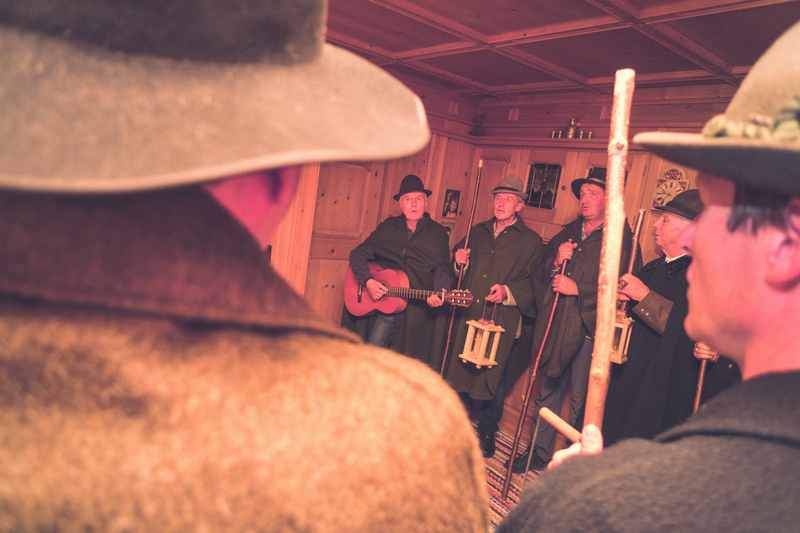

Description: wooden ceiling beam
[488,16,629,47]
[479,67,746,97]
[582,0,739,85]
[403,60,493,93]
[640,0,797,23]
[492,47,601,94]
[393,42,488,61]
[367,0,488,43]
[365,0,602,96]
[325,30,395,62]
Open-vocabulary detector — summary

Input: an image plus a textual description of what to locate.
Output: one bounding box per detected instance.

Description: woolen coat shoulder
[0,297,489,532]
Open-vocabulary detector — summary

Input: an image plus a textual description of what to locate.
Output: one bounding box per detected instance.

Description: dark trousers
[365,312,401,348]
[532,337,593,462]
[459,359,513,437]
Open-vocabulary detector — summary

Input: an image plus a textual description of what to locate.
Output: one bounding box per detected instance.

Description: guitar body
[344,264,410,316]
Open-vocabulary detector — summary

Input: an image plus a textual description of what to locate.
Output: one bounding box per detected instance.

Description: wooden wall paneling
[472,151,510,226]
[438,138,477,246]
[552,149,586,225]
[423,133,449,224]
[305,259,350,323]
[305,161,385,323]
[506,147,533,183]
[270,163,320,296]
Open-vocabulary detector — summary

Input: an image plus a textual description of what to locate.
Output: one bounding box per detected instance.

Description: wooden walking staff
[584,68,636,429]
[534,69,637,443]
[693,359,709,413]
[500,260,568,500]
[440,159,484,376]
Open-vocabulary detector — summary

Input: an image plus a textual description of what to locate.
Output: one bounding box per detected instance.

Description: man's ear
[765,199,800,288]
[204,166,301,250]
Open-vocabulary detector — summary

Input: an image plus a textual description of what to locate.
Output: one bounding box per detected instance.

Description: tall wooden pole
[583,68,636,430]
[500,260,567,499]
[693,359,708,413]
[529,69,638,445]
[440,159,484,376]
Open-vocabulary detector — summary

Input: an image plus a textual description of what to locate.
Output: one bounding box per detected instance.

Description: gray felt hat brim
[633,132,800,196]
[0,28,430,193]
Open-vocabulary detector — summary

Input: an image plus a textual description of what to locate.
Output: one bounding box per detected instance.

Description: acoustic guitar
[344,263,473,317]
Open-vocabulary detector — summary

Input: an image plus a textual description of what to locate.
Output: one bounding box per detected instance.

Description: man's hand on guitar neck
[427,290,444,308]
[365,278,388,301]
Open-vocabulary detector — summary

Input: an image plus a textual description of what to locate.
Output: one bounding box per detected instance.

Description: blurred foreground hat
[571,167,607,198]
[393,174,431,200]
[635,21,800,195]
[654,189,702,221]
[0,0,430,193]
[492,176,526,200]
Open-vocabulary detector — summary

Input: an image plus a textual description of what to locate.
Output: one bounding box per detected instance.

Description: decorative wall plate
[653,167,689,207]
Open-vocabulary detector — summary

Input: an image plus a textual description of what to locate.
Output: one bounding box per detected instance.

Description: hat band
[702,95,800,142]
[493,186,523,194]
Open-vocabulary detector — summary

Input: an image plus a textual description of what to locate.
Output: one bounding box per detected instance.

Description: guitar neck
[386,287,435,301]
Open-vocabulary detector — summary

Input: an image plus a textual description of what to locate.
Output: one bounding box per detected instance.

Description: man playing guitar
[346,174,452,368]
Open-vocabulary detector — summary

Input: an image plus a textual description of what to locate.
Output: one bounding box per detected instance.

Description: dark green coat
[445,218,544,400]
[533,218,636,379]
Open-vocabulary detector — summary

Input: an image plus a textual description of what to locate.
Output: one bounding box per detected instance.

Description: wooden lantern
[610,308,633,364]
[459,319,505,368]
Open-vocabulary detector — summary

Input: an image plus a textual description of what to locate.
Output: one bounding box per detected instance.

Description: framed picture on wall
[526,163,562,209]
[442,189,461,218]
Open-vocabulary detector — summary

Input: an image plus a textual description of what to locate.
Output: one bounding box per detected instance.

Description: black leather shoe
[511,450,548,473]
[479,431,496,458]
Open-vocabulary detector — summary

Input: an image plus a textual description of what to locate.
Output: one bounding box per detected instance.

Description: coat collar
[659,371,800,446]
[478,216,527,234]
[0,188,358,343]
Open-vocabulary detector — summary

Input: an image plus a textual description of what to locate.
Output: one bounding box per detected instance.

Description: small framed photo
[442,189,461,218]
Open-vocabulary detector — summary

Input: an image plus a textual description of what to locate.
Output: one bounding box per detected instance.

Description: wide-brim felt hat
[393,174,432,200]
[653,189,702,220]
[571,167,607,198]
[0,1,430,193]
[492,176,526,200]
[635,20,800,196]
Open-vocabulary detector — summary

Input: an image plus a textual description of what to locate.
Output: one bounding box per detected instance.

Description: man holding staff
[603,189,702,445]
[499,21,800,532]
[445,177,544,458]
[512,168,635,472]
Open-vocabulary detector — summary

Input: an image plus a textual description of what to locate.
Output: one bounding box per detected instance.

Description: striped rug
[481,429,541,530]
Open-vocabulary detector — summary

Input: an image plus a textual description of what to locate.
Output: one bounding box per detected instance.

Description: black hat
[654,189,703,220]
[393,174,432,201]
[571,167,607,198]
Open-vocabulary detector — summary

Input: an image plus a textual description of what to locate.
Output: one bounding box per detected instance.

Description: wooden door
[305,161,385,323]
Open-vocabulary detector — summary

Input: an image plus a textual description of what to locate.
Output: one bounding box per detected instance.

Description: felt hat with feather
[0,0,430,193]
